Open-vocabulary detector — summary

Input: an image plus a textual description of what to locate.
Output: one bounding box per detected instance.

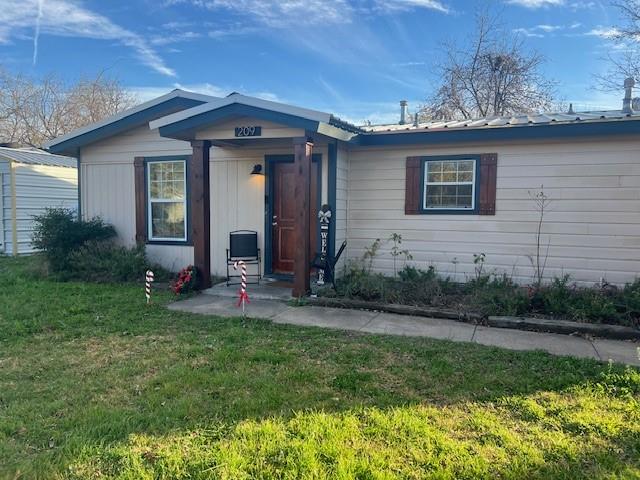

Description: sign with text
[235,126,262,137]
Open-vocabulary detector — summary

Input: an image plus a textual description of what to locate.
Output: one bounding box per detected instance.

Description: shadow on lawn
[1,257,638,478]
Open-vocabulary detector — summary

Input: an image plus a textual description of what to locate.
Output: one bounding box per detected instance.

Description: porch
[148,93,358,296]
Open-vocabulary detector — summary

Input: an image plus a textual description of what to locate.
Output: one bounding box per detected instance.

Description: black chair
[311,240,347,290]
[226,230,261,286]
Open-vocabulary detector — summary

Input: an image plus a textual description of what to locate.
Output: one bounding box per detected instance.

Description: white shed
[0,147,77,255]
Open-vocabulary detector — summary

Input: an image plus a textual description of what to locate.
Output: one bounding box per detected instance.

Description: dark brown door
[271,160,318,275]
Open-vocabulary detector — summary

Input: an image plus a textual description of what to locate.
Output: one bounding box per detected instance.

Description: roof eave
[352,118,640,146]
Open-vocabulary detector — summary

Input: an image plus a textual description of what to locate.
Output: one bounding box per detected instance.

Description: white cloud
[128,83,281,103]
[0,0,175,76]
[506,0,564,8]
[376,0,449,14]
[167,0,450,30]
[586,27,621,38]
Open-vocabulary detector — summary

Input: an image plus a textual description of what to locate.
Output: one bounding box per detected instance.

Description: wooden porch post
[292,136,313,297]
[191,140,212,289]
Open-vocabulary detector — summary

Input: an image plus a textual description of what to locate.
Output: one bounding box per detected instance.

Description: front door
[271,159,318,275]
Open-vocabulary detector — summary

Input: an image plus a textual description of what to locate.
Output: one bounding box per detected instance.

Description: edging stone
[306,297,640,340]
[306,297,482,322]
[488,316,640,340]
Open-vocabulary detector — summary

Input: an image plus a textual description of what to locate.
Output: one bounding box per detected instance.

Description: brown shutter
[405,156,422,215]
[134,157,147,244]
[479,153,497,215]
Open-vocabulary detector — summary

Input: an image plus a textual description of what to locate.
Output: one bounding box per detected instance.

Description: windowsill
[146,240,193,246]
[418,209,479,215]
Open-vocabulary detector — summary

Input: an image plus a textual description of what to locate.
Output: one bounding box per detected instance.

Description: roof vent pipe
[399,100,408,125]
[623,77,635,113]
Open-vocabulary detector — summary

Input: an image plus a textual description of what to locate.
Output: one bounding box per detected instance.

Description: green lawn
[0,256,639,479]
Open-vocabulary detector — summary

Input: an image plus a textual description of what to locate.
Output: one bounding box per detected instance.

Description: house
[0,147,77,255]
[45,82,640,295]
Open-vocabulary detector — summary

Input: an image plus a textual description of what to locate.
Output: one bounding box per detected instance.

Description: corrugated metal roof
[362,110,640,133]
[0,147,76,168]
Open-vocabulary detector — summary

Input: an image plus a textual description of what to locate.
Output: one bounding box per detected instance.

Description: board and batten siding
[81,123,331,275]
[81,125,194,271]
[346,137,640,285]
[0,161,77,255]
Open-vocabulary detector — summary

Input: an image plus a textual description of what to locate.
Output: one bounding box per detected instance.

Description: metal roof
[362,110,640,133]
[44,89,217,152]
[0,147,76,168]
[149,92,363,134]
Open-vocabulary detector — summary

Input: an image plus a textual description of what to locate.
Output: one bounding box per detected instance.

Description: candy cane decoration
[145,270,154,304]
[233,260,250,314]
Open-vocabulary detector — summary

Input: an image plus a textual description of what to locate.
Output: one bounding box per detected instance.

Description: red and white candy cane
[233,260,250,314]
[145,270,154,304]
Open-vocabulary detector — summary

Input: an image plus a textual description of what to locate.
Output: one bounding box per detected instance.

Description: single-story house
[0,147,77,255]
[45,83,640,295]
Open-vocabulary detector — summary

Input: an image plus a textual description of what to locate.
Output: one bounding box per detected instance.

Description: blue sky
[0,0,629,124]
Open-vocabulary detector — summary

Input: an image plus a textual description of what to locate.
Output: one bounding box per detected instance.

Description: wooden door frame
[264,153,322,278]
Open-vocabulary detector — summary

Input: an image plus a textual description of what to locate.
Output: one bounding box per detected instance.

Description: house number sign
[235,126,262,137]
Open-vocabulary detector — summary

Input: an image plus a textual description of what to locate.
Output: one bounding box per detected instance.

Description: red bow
[237,290,250,307]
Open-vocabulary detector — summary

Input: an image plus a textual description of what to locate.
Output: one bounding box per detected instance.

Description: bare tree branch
[422,9,556,121]
[0,69,137,148]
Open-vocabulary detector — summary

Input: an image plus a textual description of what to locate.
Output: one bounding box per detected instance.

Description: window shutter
[479,153,497,215]
[405,156,421,215]
[134,157,147,244]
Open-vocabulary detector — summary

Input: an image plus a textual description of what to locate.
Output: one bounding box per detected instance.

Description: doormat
[266,280,293,288]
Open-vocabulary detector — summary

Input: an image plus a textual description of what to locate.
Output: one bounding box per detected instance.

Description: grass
[0,255,639,479]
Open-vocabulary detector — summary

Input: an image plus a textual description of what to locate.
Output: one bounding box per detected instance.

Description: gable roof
[44,89,217,156]
[0,147,76,168]
[149,93,363,142]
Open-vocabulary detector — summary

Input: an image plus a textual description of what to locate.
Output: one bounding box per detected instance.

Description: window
[424,158,476,211]
[147,160,187,241]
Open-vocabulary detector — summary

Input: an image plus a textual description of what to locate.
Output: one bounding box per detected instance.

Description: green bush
[32,208,116,272]
[67,241,166,283]
[469,274,530,316]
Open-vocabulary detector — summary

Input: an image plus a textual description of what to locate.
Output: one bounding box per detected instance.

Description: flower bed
[318,265,640,328]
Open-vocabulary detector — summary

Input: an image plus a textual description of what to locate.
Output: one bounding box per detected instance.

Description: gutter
[10,161,17,256]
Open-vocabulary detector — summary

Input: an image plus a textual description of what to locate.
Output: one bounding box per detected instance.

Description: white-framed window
[147,159,187,241]
[423,158,476,210]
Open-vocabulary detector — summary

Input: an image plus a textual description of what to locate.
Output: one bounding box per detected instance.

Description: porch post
[292,136,313,297]
[191,140,212,289]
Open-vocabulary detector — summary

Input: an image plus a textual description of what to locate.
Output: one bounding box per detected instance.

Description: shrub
[32,208,115,272]
[470,274,530,316]
[67,240,164,283]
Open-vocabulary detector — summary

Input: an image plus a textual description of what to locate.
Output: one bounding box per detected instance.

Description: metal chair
[226,230,261,286]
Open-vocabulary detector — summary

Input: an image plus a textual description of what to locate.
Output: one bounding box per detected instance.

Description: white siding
[80,123,330,275]
[334,146,349,271]
[0,162,77,255]
[0,160,8,253]
[81,125,193,271]
[346,137,640,286]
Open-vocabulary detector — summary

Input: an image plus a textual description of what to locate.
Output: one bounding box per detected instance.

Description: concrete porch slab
[203,279,292,301]
[168,294,291,318]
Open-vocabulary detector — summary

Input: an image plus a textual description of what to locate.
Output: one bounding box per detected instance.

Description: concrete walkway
[168,294,640,366]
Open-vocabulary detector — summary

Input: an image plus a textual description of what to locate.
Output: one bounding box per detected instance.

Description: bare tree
[596,0,640,91]
[0,70,136,148]
[422,10,556,120]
